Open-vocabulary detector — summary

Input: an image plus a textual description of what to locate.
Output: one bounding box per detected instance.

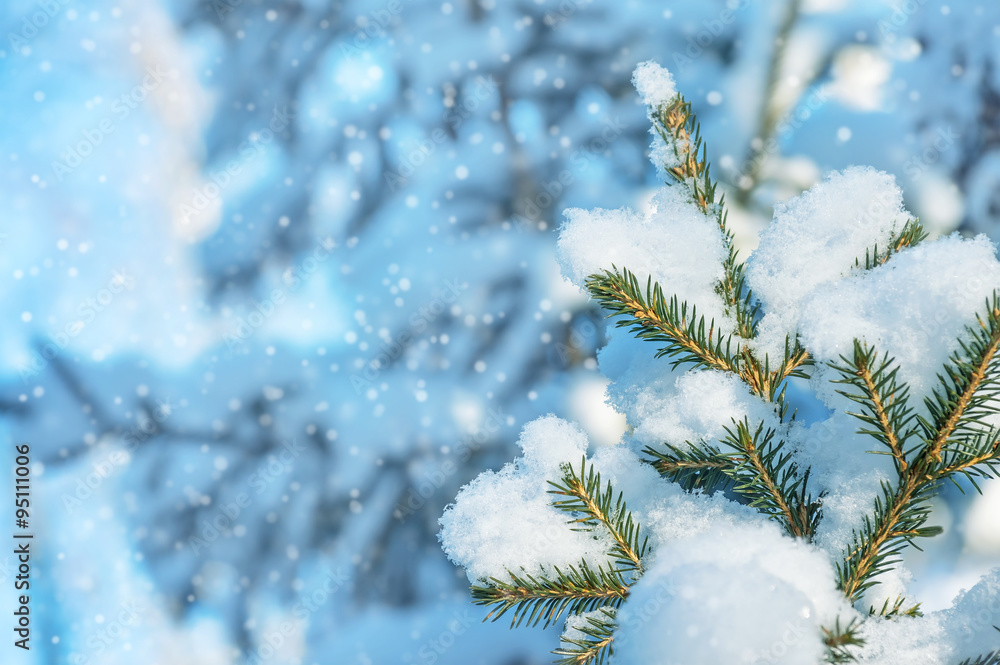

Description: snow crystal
[613,521,853,665]
[587,444,765,557]
[648,129,681,178]
[746,167,913,360]
[856,615,951,665]
[596,328,658,382]
[439,416,613,582]
[440,414,770,585]
[558,186,730,330]
[791,412,897,557]
[799,233,1000,401]
[607,367,781,453]
[559,608,611,647]
[944,568,1000,661]
[632,61,677,107]
[859,568,1000,664]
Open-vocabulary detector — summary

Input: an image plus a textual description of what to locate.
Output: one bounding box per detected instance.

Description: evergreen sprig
[586,87,817,550]
[549,457,649,574]
[855,218,928,270]
[833,297,1000,600]
[471,562,630,629]
[552,608,617,665]
[652,94,757,338]
[958,652,1000,665]
[834,475,942,602]
[585,268,810,401]
[644,441,733,493]
[585,267,743,376]
[938,426,1000,492]
[644,422,821,540]
[718,419,821,539]
[822,617,865,663]
[463,71,1000,665]
[831,342,918,474]
[919,294,1000,470]
[868,595,923,619]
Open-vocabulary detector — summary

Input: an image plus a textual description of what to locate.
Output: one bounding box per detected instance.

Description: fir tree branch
[651,94,756,338]
[822,617,865,663]
[586,268,812,402]
[919,295,1000,465]
[549,457,648,574]
[855,218,928,270]
[553,608,617,665]
[739,337,812,402]
[585,267,743,377]
[720,420,821,539]
[836,477,942,602]
[653,95,715,210]
[868,595,923,619]
[833,297,1000,601]
[645,421,820,540]
[831,342,917,474]
[586,92,819,547]
[471,563,630,629]
[938,427,1000,488]
[958,652,1000,665]
[644,442,733,492]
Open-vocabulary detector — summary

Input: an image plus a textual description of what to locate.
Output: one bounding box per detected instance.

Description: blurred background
[0,0,998,663]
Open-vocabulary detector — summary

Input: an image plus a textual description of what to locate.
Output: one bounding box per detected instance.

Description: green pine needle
[854,218,927,270]
[718,419,821,539]
[957,652,1000,665]
[585,266,744,376]
[830,341,918,475]
[823,617,865,663]
[552,607,617,665]
[471,562,630,629]
[549,456,649,575]
[868,595,923,619]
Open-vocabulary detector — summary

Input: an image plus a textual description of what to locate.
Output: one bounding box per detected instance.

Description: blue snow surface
[0,0,998,663]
